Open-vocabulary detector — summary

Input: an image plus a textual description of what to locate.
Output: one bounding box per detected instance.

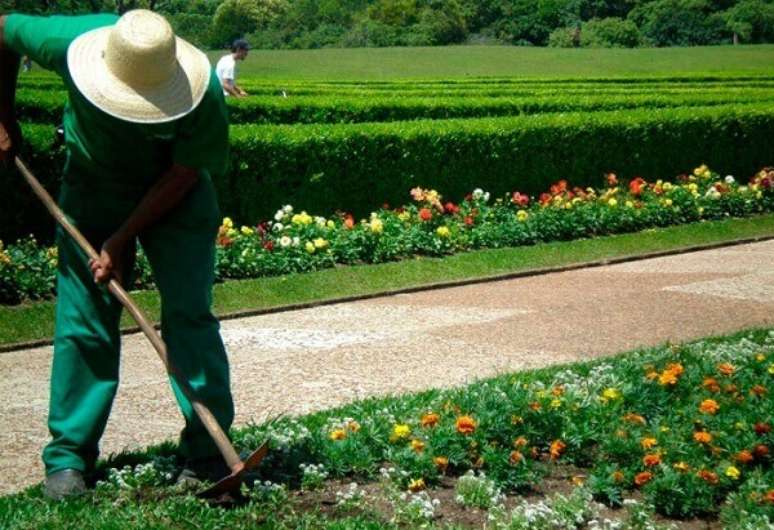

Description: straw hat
[67,10,211,124]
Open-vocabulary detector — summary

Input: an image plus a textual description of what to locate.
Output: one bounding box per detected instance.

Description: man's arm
[90,164,200,284]
[221,77,243,98]
[0,15,22,165]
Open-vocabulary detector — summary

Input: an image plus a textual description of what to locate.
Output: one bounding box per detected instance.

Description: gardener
[215,38,249,98]
[0,10,234,499]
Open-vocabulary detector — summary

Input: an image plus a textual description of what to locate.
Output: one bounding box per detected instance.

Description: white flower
[484,192,491,202]
[279,236,292,248]
[472,188,484,200]
[315,216,327,227]
[725,175,735,184]
[292,237,300,247]
[273,223,284,232]
[274,210,284,221]
[283,204,293,213]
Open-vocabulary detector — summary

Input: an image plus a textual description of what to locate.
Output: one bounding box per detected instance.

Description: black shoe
[176,456,230,487]
[44,469,86,501]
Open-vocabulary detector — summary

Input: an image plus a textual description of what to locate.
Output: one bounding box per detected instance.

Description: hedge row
[4,103,772,243]
[15,87,774,125]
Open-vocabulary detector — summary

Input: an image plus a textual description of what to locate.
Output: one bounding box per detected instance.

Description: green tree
[629,0,726,45]
[581,16,642,46]
[211,0,287,47]
[723,0,774,43]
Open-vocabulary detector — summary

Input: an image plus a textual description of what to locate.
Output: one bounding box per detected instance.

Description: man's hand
[0,117,20,166]
[89,234,130,285]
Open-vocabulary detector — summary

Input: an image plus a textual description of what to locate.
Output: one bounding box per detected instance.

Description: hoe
[15,156,269,499]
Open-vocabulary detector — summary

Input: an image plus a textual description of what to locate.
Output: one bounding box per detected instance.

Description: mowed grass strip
[2,214,773,348]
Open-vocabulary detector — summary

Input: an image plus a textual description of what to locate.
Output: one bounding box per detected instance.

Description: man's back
[215,54,235,96]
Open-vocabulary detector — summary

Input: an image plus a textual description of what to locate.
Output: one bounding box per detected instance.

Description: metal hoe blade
[197,442,270,499]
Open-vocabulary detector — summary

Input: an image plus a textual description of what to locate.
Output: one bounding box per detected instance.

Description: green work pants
[43,175,234,476]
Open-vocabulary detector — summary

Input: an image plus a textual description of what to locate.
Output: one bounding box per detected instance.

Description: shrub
[581,17,642,48]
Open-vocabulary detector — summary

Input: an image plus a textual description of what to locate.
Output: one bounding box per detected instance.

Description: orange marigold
[754,444,769,458]
[433,456,449,472]
[529,401,541,411]
[410,439,426,453]
[735,450,754,464]
[697,470,719,485]
[330,429,347,441]
[699,399,720,415]
[550,439,567,461]
[703,377,720,393]
[509,450,524,465]
[658,371,678,386]
[718,363,735,376]
[694,431,713,444]
[455,415,477,435]
[513,436,528,448]
[612,470,625,483]
[750,385,767,397]
[641,437,658,450]
[421,412,440,428]
[623,413,647,425]
[552,385,565,397]
[666,362,684,376]
[765,490,774,504]
[645,371,659,381]
[643,454,662,467]
[634,471,653,486]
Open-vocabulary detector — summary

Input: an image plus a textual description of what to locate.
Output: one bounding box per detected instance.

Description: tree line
[1,0,772,49]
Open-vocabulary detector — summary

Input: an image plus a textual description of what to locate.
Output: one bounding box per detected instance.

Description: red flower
[539,193,552,206]
[382,203,390,210]
[464,216,474,226]
[444,202,460,214]
[606,173,618,187]
[511,192,530,207]
[263,240,274,252]
[754,444,769,458]
[629,177,646,196]
[755,422,772,435]
[344,214,355,230]
[419,208,433,221]
[634,471,652,486]
[464,193,473,202]
[550,180,568,195]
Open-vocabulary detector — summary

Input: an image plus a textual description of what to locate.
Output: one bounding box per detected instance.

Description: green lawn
[206,44,774,80]
[2,214,773,349]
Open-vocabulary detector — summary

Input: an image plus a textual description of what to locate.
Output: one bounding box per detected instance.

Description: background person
[216,38,249,97]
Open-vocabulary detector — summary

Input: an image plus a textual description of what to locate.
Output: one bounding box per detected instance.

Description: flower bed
[1,165,773,305]
[237,330,774,522]
[4,331,771,529]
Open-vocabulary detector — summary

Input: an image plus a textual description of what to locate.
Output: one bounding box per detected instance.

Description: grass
[2,213,774,348]
[1,328,772,529]
[205,44,774,80]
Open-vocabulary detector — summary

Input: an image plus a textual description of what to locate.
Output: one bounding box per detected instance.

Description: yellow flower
[370,218,384,234]
[398,211,411,222]
[436,226,451,238]
[222,217,234,229]
[550,398,562,409]
[698,207,705,216]
[608,198,618,207]
[326,220,335,229]
[725,466,740,479]
[305,241,316,254]
[392,424,411,441]
[240,225,254,236]
[408,478,425,492]
[292,212,313,225]
[329,429,347,441]
[313,238,328,249]
[410,439,425,453]
[673,461,690,472]
[663,198,673,207]
[517,210,529,222]
[662,182,673,192]
[755,353,766,362]
[601,388,621,401]
[768,363,774,375]
[641,437,658,450]
[625,200,634,208]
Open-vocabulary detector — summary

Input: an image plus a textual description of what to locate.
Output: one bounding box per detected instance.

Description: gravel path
[2,240,774,494]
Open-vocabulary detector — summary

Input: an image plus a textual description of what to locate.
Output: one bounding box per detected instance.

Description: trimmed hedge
[4,104,773,242]
[14,87,774,125]
[222,103,774,226]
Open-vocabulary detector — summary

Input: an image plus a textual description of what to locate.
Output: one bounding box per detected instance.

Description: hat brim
[67,27,211,124]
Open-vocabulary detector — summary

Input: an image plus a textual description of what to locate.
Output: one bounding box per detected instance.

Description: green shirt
[5,14,229,194]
